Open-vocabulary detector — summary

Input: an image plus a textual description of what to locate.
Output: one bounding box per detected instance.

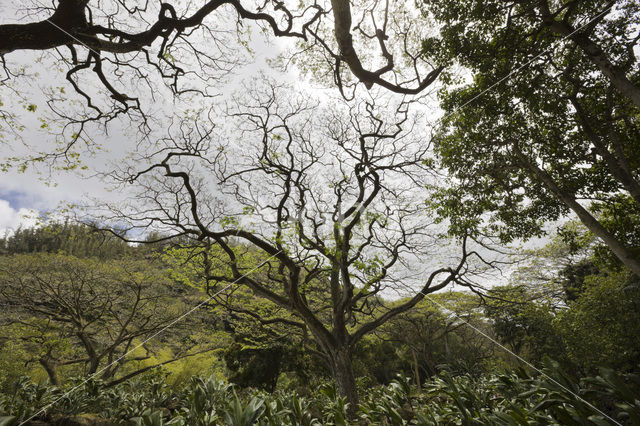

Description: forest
[0,0,639,424]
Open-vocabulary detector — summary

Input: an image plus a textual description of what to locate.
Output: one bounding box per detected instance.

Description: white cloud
[0,199,39,237]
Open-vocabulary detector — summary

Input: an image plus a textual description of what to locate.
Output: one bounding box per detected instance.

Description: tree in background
[380,292,496,386]
[0,222,131,258]
[484,217,640,374]
[484,285,568,367]
[422,0,640,275]
[223,340,308,392]
[492,264,640,376]
[0,252,220,387]
[556,270,640,373]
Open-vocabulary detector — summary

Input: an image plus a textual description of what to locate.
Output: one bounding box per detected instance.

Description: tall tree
[422,0,640,274]
[99,85,481,413]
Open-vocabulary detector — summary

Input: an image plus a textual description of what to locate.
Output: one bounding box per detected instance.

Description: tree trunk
[536,1,640,108]
[39,357,60,387]
[411,349,421,392]
[568,31,640,108]
[518,152,640,276]
[329,346,359,418]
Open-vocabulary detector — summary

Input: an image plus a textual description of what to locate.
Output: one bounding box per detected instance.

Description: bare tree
[0,253,218,386]
[95,84,490,413]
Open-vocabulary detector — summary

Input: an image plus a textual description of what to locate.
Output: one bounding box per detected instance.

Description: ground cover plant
[1,362,639,425]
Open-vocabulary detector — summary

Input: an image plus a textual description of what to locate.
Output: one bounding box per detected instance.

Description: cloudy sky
[0,0,526,301]
[0,1,296,236]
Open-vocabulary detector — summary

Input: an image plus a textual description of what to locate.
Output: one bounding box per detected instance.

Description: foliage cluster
[483,221,640,377]
[1,361,639,425]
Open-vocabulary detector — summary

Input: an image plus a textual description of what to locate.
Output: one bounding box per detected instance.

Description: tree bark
[0,0,89,54]
[76,331,100,375]
[328,0,443,94]
[519,153,640,276]
[329,346,359,417]
[39,357,61,387]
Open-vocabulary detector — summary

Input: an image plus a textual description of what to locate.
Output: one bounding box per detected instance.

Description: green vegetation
[422,0,640,275]
[0,0,639,423]
[1,362,639,425]
[1,220,639,424]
